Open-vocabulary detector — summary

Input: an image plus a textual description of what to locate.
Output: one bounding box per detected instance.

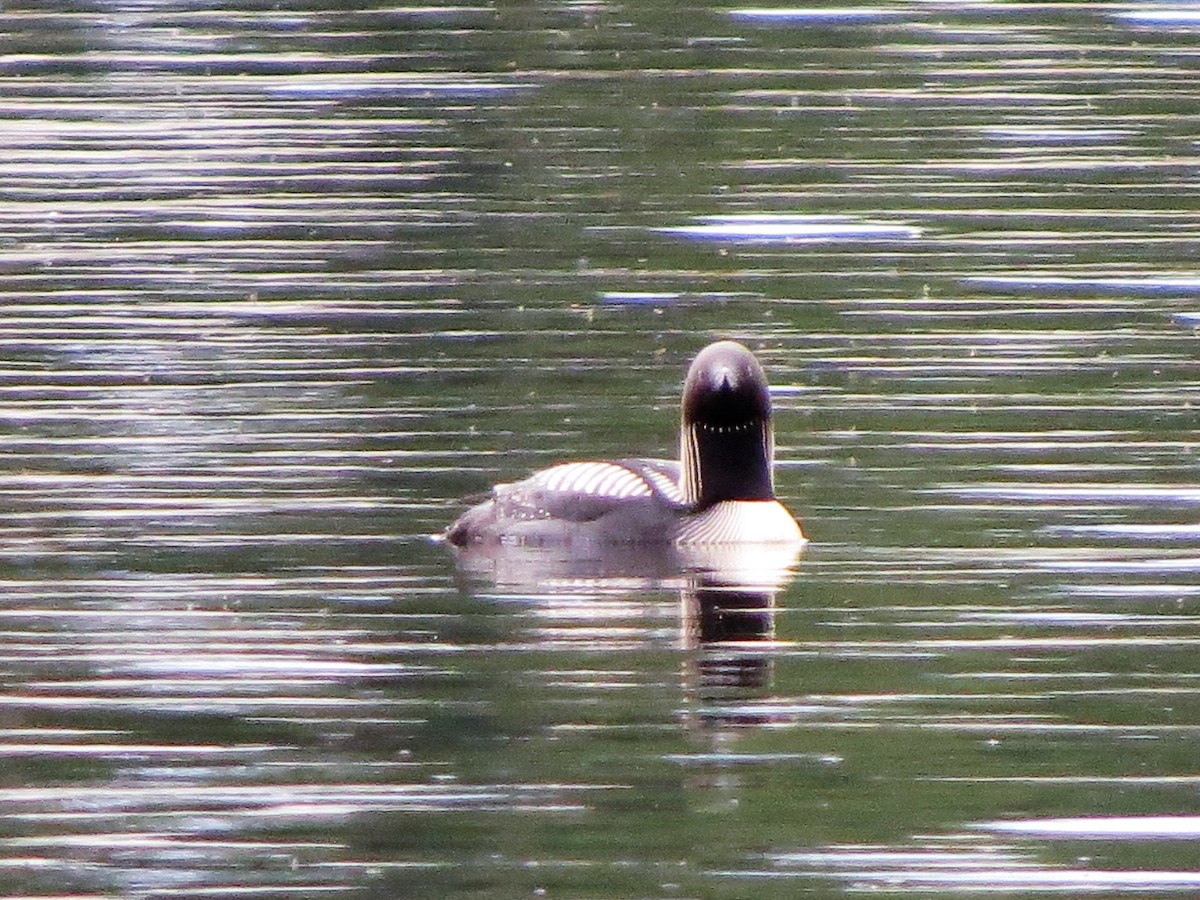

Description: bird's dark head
[682,340,772,429]
[680,340,776,507]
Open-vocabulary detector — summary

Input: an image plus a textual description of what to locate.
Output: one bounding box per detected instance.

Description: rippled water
[3,2,1200,897]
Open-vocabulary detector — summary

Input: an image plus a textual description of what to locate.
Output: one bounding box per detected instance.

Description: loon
[444,340,805,547]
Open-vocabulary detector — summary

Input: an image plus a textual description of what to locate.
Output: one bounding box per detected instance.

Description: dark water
[3,2,1200,896]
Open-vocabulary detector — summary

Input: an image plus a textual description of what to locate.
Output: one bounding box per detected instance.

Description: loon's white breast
[676,499,804,545]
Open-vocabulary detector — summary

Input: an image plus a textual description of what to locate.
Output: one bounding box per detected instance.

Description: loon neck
[680,418,774,509]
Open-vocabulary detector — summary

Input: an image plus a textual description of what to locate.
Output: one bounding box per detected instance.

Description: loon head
[680,340,776,509]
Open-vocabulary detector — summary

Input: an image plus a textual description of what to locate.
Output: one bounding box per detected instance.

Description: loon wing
[494,459,686,524]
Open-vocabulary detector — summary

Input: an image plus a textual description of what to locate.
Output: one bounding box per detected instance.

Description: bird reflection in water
[684,583,776,695]
[674,543,800,763]
[448,538,801,713]
[447,538,803,806]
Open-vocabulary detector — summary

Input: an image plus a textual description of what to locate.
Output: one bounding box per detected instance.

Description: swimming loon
[444,340,805,547]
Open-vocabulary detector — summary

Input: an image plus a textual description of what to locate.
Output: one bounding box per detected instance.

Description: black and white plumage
[445,341,805,547]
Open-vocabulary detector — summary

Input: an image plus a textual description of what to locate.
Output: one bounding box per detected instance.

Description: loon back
[444,459,686,546]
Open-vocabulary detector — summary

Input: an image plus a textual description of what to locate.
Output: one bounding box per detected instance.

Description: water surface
[2,2,1200,897]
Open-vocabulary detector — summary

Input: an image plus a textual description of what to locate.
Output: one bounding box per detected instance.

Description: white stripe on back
[533,461,653,499]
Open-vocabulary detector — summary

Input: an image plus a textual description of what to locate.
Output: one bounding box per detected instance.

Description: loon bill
[445,340,805,546]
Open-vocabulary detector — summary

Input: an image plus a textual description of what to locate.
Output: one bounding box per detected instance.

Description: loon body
[445,341,804,547]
